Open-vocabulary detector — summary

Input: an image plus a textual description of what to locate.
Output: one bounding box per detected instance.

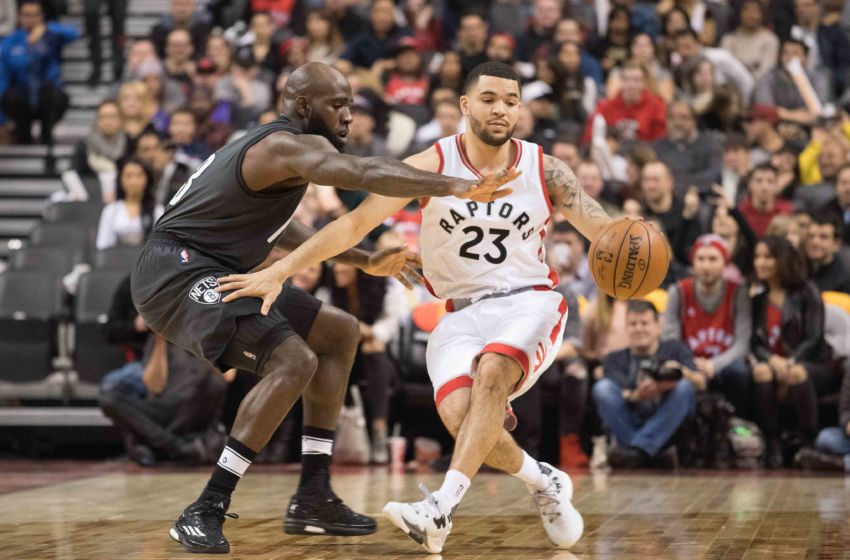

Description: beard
[468,113,516,147]
[306,112,345,151]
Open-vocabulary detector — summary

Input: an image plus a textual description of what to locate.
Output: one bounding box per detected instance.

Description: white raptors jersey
[420,134,557,301]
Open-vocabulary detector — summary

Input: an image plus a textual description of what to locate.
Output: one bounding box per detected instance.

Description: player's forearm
[268,213,368,281]
[277,219,370,268]
[345,156,464,198]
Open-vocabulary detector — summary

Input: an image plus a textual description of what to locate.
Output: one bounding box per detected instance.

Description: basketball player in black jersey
[130,62,514,554]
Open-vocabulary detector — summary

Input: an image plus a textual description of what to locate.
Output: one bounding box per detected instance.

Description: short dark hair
[627,299,659,319]
[781,38,809,56]
[463,61,521,94]
[552,220,580,235]
[673,28,699,42]
[809,211,844,239]
[747,162,777,183]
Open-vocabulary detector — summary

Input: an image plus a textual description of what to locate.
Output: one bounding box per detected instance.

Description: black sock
[201,437,258,500]
[789,381,818,444]
[754,381,778,438]
[297,426,335,496]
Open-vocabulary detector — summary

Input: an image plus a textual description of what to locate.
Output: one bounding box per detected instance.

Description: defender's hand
[215,267,288,316]
[361,244,424,289]
[452,167,521,203]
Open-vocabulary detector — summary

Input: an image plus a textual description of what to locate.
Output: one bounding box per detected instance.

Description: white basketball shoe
[530,462,584,548]
[383,484,454,554]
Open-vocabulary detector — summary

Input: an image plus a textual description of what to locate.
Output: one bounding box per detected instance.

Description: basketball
[588,218,671,299]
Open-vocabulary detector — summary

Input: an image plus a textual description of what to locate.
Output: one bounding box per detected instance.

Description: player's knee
[787,365,807,385]
[265,339,318,381]
[474,355,519,400]
[752,363,773,383]
[324,307,361,349]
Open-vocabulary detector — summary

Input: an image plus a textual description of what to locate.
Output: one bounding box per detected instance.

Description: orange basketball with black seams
[588,218,670,299]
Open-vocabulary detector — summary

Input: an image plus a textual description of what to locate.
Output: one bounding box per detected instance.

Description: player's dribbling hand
[215,267,286,316]
[361,244,424,290]
[453,167,521,202]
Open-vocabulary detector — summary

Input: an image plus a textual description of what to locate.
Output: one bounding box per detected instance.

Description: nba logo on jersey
[189,276,221,305]
[180,249,190,264]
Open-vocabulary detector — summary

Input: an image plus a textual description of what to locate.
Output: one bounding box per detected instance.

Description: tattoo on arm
[543,155,611,235]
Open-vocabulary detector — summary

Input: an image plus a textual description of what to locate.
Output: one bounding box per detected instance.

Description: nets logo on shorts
[189,276,221,305]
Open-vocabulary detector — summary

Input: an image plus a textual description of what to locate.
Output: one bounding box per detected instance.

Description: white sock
[512,451,548,491]
[432,469,471,510]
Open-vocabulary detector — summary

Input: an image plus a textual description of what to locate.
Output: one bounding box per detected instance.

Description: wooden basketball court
[1,461,848,559]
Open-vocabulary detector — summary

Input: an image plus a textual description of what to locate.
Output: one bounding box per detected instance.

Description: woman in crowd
[206,34,233,76]
[607,33,675,103]
[429,51,464,97]
[657,6,691,66]
[117,81,158,155]
[96,158,162,250]
[247,12,283,78]
[589,6,632,76]
[304,10,344,64]
[677,56,743,133]
[750,236,830,468]
[71,100,127,186]
[330,262,408,464]
[555,42,598,122]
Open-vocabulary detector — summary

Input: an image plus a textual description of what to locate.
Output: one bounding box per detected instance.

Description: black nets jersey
[154,116,308,273]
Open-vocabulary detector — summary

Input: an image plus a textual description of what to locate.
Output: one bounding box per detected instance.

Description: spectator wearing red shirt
[738,163,793,238]
[382,38,429,109]
[582,62,666,144]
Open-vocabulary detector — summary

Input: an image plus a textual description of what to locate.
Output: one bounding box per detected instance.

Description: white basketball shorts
[426,288,568,407]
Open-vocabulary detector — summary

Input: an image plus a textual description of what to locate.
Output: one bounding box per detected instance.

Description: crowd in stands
[3,0,850,472]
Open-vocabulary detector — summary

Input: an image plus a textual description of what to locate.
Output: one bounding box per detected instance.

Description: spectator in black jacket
[804,212,850,293]
[639,161,701,266]
[338,0,412,71]
[100,334,229,467]
[750,236,833,468]
[149,0,211,60]
[820,163,850,246]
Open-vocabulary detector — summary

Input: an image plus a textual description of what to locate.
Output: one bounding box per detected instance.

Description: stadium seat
[822,291,850,316]
[0,271,61,381]
[643,288,668,313]
[824,304,850,359]
[73,270,129,384]
[92,246,142,271]
[9,245,79,277]
[43,201,103,224]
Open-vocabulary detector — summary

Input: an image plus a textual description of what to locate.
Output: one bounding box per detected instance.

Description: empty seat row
[0,269,128,383]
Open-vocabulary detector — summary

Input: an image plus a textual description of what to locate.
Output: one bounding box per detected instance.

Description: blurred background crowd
[0,0,849,474]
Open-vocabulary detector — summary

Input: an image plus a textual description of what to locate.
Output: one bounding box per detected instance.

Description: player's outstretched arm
[543,154,613,241]
[277,136,518,202]
[216,193,414,315]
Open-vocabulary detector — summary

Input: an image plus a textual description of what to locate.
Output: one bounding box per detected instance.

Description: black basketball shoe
[169,491,238,553]
[284,491,377,536]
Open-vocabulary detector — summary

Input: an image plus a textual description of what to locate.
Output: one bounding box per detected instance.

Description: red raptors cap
[690,234,730,264]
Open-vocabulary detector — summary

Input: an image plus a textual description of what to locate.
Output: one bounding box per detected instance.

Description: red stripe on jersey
[422,275,438,298]
[456,134,483,179]
[537,145,553,215]
[510,138,522,168]
[481,343,529,374]
[549,297,568,344]
[420,142,445,210]
[435,375,473,407]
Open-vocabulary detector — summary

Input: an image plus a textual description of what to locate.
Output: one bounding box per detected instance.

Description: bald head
[283,62,351,104]
[281,62,354,151]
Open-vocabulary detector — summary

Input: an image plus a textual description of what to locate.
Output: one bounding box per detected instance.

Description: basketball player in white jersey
[215,62,613,553]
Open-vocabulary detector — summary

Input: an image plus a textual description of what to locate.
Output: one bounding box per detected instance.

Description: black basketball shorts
[130,234,320,374]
